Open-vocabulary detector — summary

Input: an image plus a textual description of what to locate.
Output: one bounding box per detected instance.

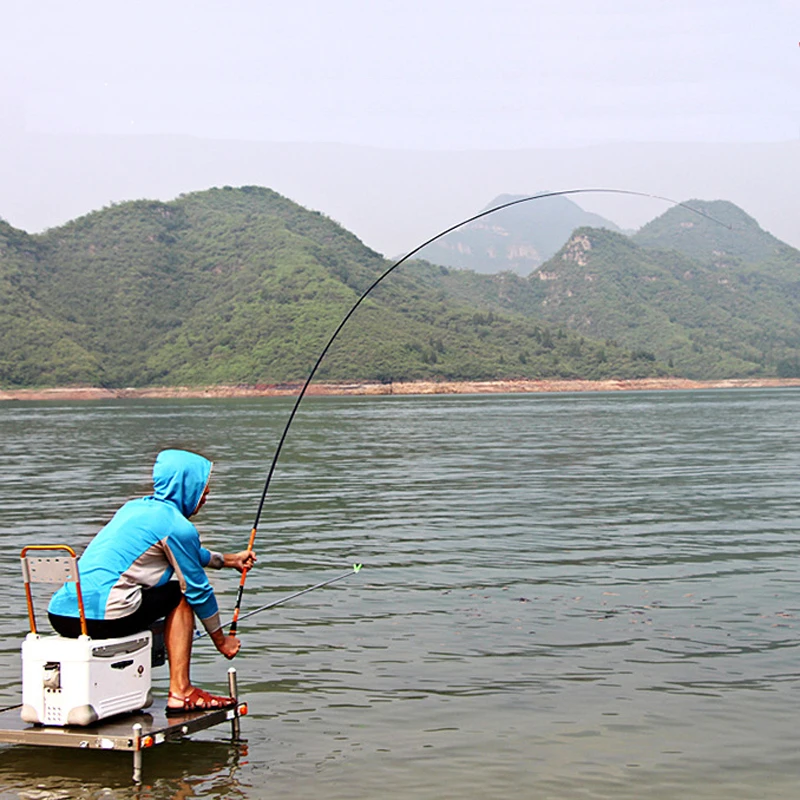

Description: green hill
[632,200,789,268]
[532,227,771,378]
[0,187,661,389]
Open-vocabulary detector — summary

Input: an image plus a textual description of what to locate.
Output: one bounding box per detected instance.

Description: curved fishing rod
[228,188,731,634]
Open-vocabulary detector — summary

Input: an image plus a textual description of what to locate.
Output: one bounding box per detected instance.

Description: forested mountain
[417,193,622,275]
[0,187,660,388]
[417,200,800,379]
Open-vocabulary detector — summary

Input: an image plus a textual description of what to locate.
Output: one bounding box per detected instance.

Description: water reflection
[0,740,246,799]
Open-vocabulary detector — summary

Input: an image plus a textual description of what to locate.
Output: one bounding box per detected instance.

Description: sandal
[166,687,236,716]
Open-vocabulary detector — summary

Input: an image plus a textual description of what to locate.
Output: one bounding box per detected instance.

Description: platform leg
[228,667,240,741]
[132,723,143,784]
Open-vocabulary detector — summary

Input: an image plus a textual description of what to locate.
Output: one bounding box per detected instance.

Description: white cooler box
[21,631,153,726]
[19,544,155,727]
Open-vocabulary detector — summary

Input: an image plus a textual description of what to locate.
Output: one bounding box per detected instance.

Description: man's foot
[166,687,236,715]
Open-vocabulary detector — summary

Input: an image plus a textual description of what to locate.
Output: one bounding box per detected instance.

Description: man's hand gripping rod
[229,526,259,635]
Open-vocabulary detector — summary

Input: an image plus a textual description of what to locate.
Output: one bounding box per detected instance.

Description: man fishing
[48,449,256,714]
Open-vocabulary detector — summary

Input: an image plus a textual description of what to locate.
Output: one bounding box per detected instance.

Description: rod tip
[353,563,362,573]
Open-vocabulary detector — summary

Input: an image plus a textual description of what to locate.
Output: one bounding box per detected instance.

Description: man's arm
[208,626,241,659]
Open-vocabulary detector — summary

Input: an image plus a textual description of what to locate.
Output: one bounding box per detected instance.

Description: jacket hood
[152,449,213,517]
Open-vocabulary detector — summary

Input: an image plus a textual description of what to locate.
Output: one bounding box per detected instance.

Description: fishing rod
[228,188,732,634]
[199,564,361,639]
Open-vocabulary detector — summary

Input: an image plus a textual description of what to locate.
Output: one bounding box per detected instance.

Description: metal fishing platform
[6,543,248,783]
[0,669,247,783]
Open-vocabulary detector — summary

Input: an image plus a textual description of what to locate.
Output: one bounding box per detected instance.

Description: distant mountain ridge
[418,193,622,275]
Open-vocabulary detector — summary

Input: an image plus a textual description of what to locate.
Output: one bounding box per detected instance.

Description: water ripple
[2,389,800,798]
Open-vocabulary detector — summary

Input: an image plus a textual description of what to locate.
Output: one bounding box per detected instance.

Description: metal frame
[20,545,88,636]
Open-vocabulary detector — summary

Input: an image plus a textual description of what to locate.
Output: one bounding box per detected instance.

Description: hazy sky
[4,0,798,149]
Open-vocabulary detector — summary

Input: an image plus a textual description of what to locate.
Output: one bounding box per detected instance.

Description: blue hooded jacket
[48,449,224,634]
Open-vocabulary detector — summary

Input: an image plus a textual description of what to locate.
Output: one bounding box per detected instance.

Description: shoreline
[3,377,800,402]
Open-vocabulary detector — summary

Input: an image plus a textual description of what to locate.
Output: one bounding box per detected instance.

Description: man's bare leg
[163,596,241,710]
[164,596,194,702]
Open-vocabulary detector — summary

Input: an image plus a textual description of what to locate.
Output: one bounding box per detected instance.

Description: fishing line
[200,565,361,639]
[228,188,732,634]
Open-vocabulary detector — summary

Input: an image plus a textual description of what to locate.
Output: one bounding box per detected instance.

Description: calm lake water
[1,389,799,799]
